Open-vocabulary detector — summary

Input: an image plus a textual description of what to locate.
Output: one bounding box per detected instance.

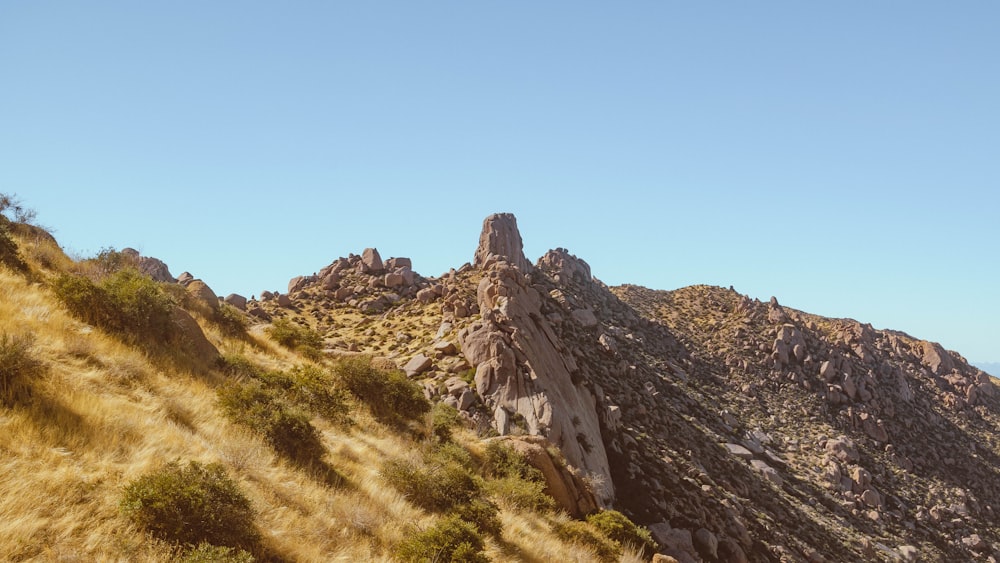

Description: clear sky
[2,3,997,365]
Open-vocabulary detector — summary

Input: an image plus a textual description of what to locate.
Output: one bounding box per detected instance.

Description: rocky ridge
[256,213,1000,562]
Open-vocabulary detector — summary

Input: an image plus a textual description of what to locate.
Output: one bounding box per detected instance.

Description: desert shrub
[431,402,461,442]
[214,303,248,338]
[219,353,264,379]
[260,364,350,422]
[484,475,555,512]
[380,458,482,513]
[0,333,43,406]
[179,542,255,563]
[52,268,175,344]
[120,461,258,550]
[334,356,429,424]
[87,247,138,276]
[0,224,27,273]
[481,441,544,482]
[551,519,621,562]
[395,515,489,563]
[267,318,323,354]
[452,498,502,537]
[586,510,657,557]
[217,382,325,464]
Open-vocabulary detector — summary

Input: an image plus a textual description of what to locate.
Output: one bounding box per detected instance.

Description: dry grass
[0,237,623,562]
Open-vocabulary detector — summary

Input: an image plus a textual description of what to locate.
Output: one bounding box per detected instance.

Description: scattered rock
[403,354,432,377]
[224,293,247,311]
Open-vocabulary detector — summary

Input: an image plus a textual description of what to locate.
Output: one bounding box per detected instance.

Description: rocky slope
[261,213,1000,562]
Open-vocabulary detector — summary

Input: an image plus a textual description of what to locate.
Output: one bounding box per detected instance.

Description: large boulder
[360,248,384,274]
[186,280,219,312]
[920,341,954,375]
[122,248,175,283]
[170,306,220,366]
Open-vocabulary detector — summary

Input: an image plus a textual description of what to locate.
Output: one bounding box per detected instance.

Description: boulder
[751,459,782,486]
[384,272,404,288]
[277,294,293,308]
[825,436,859,463]
[500,436,599,518]
[386,257,411,270]
[177,272,194,285]
[693,528,719,560]
[186,280,219,311]
[224,293,247,311]
[572,308,599,328]
[360,247,384,274]
[416,287,438,304]
[170,306,219,366]
[725,443,755,460]
[403,354,432,377]
[433,340,458,355]
[920,341,954,375]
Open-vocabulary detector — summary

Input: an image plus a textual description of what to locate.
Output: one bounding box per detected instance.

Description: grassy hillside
[0,208,647,562]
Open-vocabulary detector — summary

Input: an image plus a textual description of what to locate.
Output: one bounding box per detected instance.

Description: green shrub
[120,461,258,550]
[395,515,489,563]
[334,356,429,424]
[431,402,461,442]
[380,457,482,513]
[586,509,657,557]
[484,476,555,512]
[219,353,264,379]
[217,382,325,464]
[481,441,545,482]
[551,519,621,562]
[261,364,350,423]
[0,333,42,406]
[179,542,255,563]
[267,318,323,354]
[452,498,502,537]
[52,268,175,344]
[214,303,248,338]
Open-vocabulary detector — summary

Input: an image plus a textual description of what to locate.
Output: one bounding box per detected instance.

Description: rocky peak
[537,247,592,285]
[473,213,532,273]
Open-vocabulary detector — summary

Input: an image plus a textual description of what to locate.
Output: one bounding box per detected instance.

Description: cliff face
[262,213,1000,562]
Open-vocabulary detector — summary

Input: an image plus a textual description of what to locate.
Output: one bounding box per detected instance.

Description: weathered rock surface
[500,435,599,518]
[473,213,532,273]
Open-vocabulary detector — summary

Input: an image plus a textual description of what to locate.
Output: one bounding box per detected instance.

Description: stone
[652,556,681,563]
[277,294,292,308]
[287,275,308,293]
[751,459,782,486]
[725,443,755,460]
[386,257,411,270]
[861,488,882,508]
[384,272,404,288]
[458,388,476,410]
[825,436,859,463]
[322,272,340,290]
[416,287,438,304]
[247,306,270,320]
[177,271,194,285]
[170,306,219,366]
[473,213,532,273]
[334,287,354,301]
[186,280,219,311]
[360,247,384,274]
[920,341,954,375]
[433,340,458,355]
[537,248,592,283]
[501,436,599,518]
[130,251,175,282]
[693,528,719,560]
[224,293,247,311]
[403,354,432,377]
[656,528,699,563]
[718,538,748,563]
[897,545,918,562]
[572,308,598,328]
[962,534,987,552]
[820,361,836,382]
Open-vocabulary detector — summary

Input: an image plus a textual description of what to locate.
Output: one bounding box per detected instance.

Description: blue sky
[1,3,997,365]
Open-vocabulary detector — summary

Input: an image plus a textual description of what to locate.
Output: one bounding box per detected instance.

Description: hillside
[2,202,999,562]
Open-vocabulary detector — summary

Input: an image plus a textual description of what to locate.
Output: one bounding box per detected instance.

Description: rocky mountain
[3,203,998,562]
[257,213,1000,562]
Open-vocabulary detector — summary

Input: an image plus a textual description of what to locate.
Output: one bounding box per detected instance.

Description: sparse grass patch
[120,461,259,551]
[550,518,621,562]
[0,333,43,406]
[179,542,255,563]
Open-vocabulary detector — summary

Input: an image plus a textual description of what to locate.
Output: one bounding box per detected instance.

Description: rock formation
[472,213,532,273]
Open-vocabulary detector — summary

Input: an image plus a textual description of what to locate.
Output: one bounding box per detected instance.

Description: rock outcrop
[460,217,613,503]
[472,213,532,273]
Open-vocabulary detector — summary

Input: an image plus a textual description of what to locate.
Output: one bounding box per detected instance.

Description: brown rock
[403,354,432,377]
[360,247,384,274]
[501,436,599,518]
[186,280,219,311]
[920,341,954,375]
[170,306,219,366]
[473,213,532,273]
[224,293,247,311]
[276,293,292,308]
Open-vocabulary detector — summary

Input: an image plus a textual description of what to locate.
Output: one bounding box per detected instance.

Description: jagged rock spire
[473,213,532,273]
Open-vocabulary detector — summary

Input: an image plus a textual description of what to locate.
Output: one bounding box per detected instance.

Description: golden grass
[0,239,625,562]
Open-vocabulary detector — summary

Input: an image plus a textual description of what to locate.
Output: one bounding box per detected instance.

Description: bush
[214,303,248,338]
[551,519,621,562]
[52,268,175,344]
[431,402,461,442]
[218,382,325,464]
[484,476,555,512]
[380,458,482,513]
[395,515,489,563]
[452,498,502,537]
[179,542,255,563]
[0,333,43,406]
[481,441,545,482]
[267,318,323,355]
[120,461,258,550]
[261,364,350,423]
[586,510,657,557]
[334,356,429,424]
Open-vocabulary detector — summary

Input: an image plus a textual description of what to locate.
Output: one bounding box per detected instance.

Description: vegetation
[431,402,462,442]
[52,268,175,344]
[586,509,657,557]
[333,355,429,425]
[178,543,255,563]
[480,440,555,511]
[0,224,28,273]
[267,318,323,356]
[120,461,258,551]
[0,333,42,406]
[214,303,249,338]
[217,381,326,464]
[395,515,489,563]
[550,518,621,562]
